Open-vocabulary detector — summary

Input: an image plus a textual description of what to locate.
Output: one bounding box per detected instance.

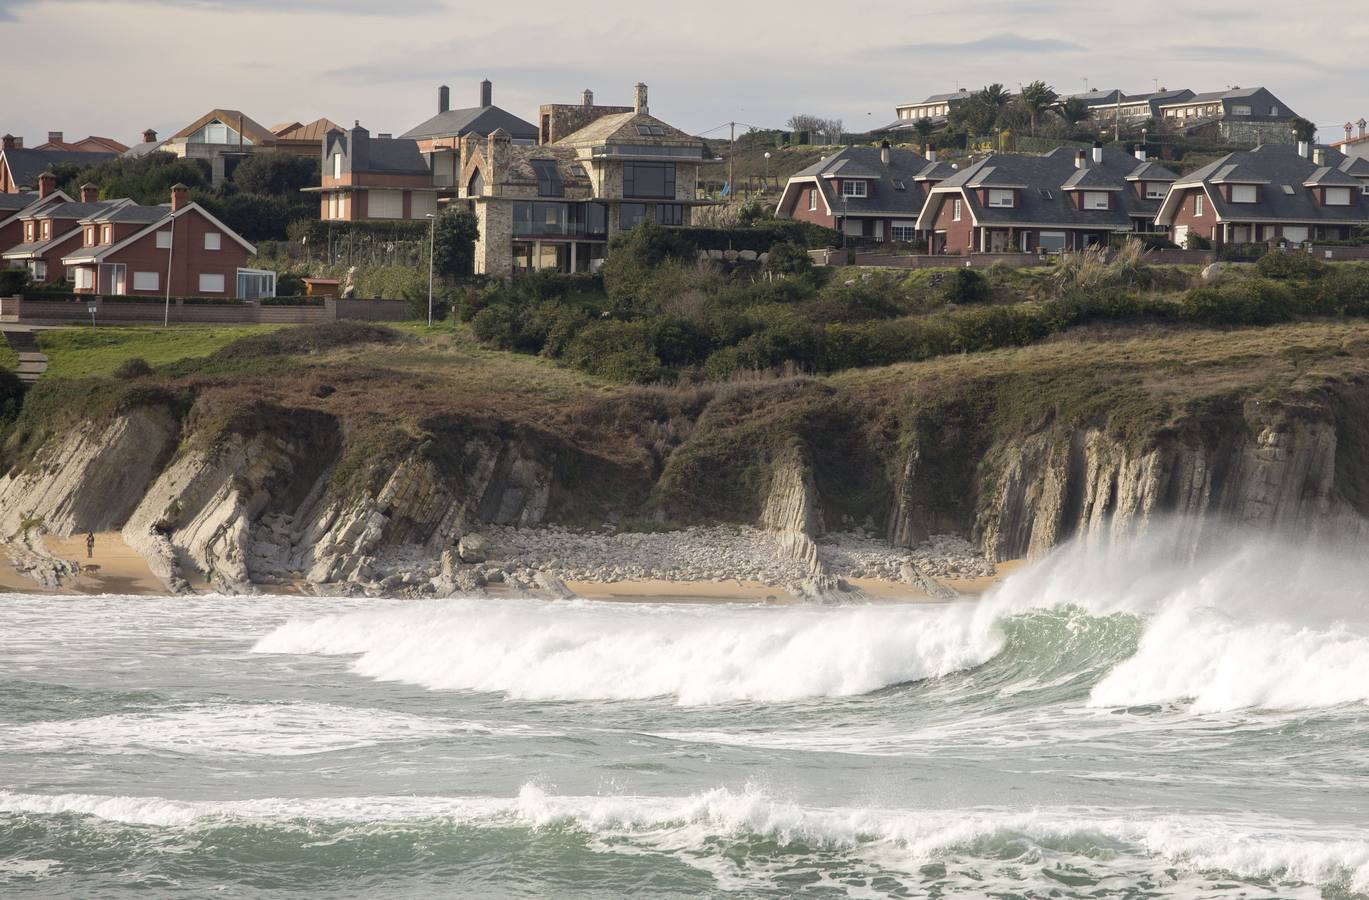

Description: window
[842,179,867,198]
[1283,184,1295,195]
[368,189,403,219]
[1283,226,1309,243]
[1232,105,1252,116]
[1145,183,1167,200]
[809,189,817,211]
[85,226,96,246]
[204,232,221,250]
[1324,187,1352,206]
[40,221,50,239]
[987,189,1014,207]
[893,179,907,191]
[132,271,159,291]
[634,124,666,137]
[1038,231,1067,252]
[570,164,587,178]
[1039,188,1054,200]
[155,230,172,249]
[1271,105,1280,116]
[622,161,676,198]
[1231,184,1258,203]
[531,159,565,197]
[1194,194,1204,216]
[332,153,342,179]
[199,273,225,293]
[619,203,648,229]
[1083,191,1110,210]
[236,268,277,300]
[101,225,112,243]
[953,198,962,221]
[23,223,32,242]
[74,267,93,290]
[891,222,917,242]
[654,203,684,226]
[410,192,436,219]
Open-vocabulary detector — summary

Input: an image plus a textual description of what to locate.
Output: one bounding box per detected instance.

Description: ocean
[2,527,1367,898]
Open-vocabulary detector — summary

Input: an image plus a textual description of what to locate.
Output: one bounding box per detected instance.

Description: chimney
[1360,117,1367,139]
[634,82,649,114]
[487,127,511,173]
[925,147,937,163]
[170,183,188,211]
[479,79,493,108]
[37,172,55,198]
[1075,149,1087,169]
[880,140,891,166]
[1092,141,1103,164]
[1,134,14,150]
[1297,140,1310,158]
[1346,122,1354,143]
[348,121,370,172]
[80,183,98,203]
[1135,143,1147,162]
[378,133,392,139]
[439,85,450,113]
[47,131,63,145]
[1314,147,1325,166]
[582,88,594,107]
[142,128,158,144]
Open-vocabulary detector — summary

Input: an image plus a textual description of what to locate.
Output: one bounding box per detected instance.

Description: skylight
[635,125,666,137]
[1282,185,1295,195]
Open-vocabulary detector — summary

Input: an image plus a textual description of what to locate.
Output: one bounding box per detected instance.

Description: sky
[3,0,1367,147]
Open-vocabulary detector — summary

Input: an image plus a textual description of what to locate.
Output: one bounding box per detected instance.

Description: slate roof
[785,146,954,218]
[365,137,431,174]
[400,106,537,142]
[1,148,117,189]
[484,144,593,193]
[554,110,702,148]
[923,146,1175,230]
[123,140,168,158]
[1067,89,1122,107]
[1161,144,1369,225]
[30,200,116,221]
[0,192,38,212]
[94,203,171,224]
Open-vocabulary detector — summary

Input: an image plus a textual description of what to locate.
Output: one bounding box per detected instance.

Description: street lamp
[763,151,771,193]
[425,212,435,327]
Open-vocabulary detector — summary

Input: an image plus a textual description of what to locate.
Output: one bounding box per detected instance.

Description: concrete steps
[3,330,47,384]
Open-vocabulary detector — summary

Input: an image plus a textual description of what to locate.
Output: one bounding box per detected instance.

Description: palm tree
[913,118,935,154]
[1018,81,1059,136]
[978,83,1012,113]
[1057,97,1091,130]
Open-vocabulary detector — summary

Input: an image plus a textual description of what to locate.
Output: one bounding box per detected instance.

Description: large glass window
[620,203,648,229]
[623,162,676,198]
[512,201,607,237]
[531,159,564,197]
[654,203,684,226]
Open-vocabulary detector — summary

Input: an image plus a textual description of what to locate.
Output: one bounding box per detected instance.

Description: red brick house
[776,144,953,242]
[312,123,448,222]
[3,183,127,283]
[62,185,268,298]
[1156,143,1369,247]
[0,134,117,193]
[35,132,129,154]
[916,145,1178,254]
[0,173,70,256]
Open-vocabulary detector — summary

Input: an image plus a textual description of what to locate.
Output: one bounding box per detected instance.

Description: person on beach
[85,532,95,559]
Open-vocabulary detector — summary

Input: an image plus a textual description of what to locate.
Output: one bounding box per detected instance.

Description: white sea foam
[253,598,1000,705]
[250,524,1369,712]
[2,785,1366,892]
[0,702,520,757]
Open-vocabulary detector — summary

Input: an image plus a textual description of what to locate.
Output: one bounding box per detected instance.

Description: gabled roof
[0,190,70,230]
[2,202,128,259]
[1120,88,1193,104]
[1062,165,1123,190]
[1,148,117,190]
[899,89,971,107]
[169,109,277,145]
[0,191,39,213]
[273,118,342,143]
[124,139,169,159]
[781,145,951,218]
[29,200,121,221]
[1067,88,1122,107]
[88,203,172,224]
[1303,166,1361,188]
[62,201,255,264]
[400,106,537,142]
[554,110,701,148]
[1126,160,1180,183]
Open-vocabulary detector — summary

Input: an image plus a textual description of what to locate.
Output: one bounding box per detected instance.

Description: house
[1066,88,1124,111]
[124,129,168,159]
[3,183,127,282]
[61,184,271,298]
[270,118,342,157]
[1155,143,1369,247]
[312,123,446,221]
[893,89,972,125]
[160,109,279,184]
[401,81,539,191]
[1158,87,1297,145]
[1331,118,1369,162]
[454,83,718,274]
[1112,88,1195,122]
[0,134,117,193]
[35,132,128,154]
[0,172,71,255]
[538,89,634,145]
[915,144,1180,254]
[775,143,953,243]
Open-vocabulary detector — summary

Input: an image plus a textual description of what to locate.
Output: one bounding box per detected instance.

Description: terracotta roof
[169,109,277,145]
[274,118,341,143]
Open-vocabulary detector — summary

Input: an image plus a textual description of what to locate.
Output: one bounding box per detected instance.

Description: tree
[232,151,319,197]
[431,207,479,278]
[913,118,936,153]
[1057,97,1092,129]
[949,94,1000,137]
[786,115,843,144]
[1290,117,1317,144]
[1018,81,1059,136]
[978,83,1012,113]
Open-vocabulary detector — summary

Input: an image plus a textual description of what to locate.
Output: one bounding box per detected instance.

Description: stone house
[455,84,718,275]
[1158,87,1298,146]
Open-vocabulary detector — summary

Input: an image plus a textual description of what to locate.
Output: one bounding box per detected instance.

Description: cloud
[1163,44,1314,66]
[876,32,1082,56]
[0,0,442,19]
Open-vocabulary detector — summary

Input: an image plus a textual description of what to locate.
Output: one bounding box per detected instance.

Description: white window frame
[1145,183,1166,200]
[368,189,403,219]
[155,230,172,249]
[1083,191,1110,210]
[204,232,221,251]
[987,189,1014,208]
[74,267,93,290]
[809,189,817,212]
[332,153,342,179]
[1232,105,1252,116]
[1324,187,1352,206]
[40,221,50,239]
[1231,185,1258,204]
[841,180,867,198]
[1282,226,1309,243]
[132,271,160,291]
[890,222,918,242]
[1194,194,1204,217]
[1038,231,1067,252]
[198,273,225,294]
[101,225,112,243]
[953,198,962,221]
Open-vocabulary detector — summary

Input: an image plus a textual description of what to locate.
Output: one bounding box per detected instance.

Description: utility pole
[728,121,735,202]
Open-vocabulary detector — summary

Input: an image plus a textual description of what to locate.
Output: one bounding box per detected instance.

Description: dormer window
[40,221,50,240]
[893,179,907,191]
[842,180,867,198]
[1231,184,1258,203]
[85,226,96,246]
[1325,187,1352,206]
[1083,191,1109,210]
[987,189,1014,207]
[570,164,587,178]
[101,225,112,244]
[23,223,33,242]
[1145,183,1166,200]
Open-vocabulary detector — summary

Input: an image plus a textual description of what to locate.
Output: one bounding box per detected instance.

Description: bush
[1217,242,1268,263]
[1180,281,1294,325]
[0,269,26,296]
[113,357,153,379]
[1255,250,1326,281]
[1315,266,1369,315]
[765,241,813,277]
[943,267,990,304]
[1184,232,1213,250]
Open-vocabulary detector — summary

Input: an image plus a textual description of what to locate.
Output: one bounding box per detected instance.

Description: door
[1172,225,1189,248]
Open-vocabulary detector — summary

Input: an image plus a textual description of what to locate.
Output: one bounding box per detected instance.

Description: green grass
[35,325,283,379]
[0,342,17,372]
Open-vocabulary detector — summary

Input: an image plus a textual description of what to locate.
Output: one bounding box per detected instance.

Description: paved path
[1,327,48,384]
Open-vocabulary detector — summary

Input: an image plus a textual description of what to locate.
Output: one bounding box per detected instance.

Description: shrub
[1217,242,1268,263]
[943,267,990,304]
[431,207,479,278]
[0,269,26,296]
[113,357,153,379]
[652,316,712,367]
[1180,281,1294,325]
[1184,232,1213,250]
[1255,250,1326,281]
[764,241,813,277]
[703,346,745,381]
[1315,266,1369,315]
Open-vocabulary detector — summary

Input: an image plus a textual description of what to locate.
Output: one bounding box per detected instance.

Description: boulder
[458,533,490,563]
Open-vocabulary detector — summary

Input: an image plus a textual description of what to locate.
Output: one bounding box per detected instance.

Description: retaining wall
[3,296,409,326]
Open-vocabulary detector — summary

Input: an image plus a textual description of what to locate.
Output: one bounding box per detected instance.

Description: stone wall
[7,296,407,325]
